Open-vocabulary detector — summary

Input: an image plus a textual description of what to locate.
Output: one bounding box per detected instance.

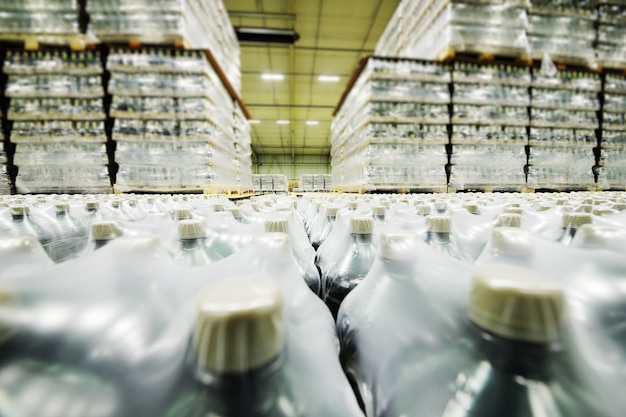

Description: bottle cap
[111,200,121,208]
[193,277,284,373]
[175,208,193,220]
[213,203,224,212]
[434,202,447,212]
[86,201,99,210]
[228,207,242,219]
[349,202,358,210]
[37,196,47,204]
[506,203,521,208]
[556,198,568,206]
[179,220,206,240]
[372,205,386,216]
[537,205,551,212]
[265,218,288,234]
[326,206,338,217]
[495,213,522,228]
[576,204,593,213]
[612,203,626,211]
[351,217,373,234]
[379,232,417,261]
[491,228,533,257]
[592,208,614,217]
[562,213,592,228]
[250,202,260,211]
[55,203,69,213]
[416,205,432,216]
[129,199,138,207]
[91,221,123,241]
[426,215,451,233]
[0,286,16,346]
[575,224,626,246]
[503,207,523,215]
[10,205,29,216]
[469,266,564,344]
[463,203,479,215]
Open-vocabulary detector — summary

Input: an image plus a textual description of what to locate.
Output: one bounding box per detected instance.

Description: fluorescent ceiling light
[306,120,319,125]
[276,120,290,124]
[235,27,300,44]
[249,119,261,124]
[262,73,284,81]
[318,75,340,82]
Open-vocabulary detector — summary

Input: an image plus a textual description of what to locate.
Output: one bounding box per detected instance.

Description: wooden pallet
[437,47,533,67]
[448,185,532,193]
[95,34,192,50]
[0,33,96,51]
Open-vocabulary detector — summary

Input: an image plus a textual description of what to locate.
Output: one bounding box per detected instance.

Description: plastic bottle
[322,217,376,319]
[265,218,320,295]
[476,228,534,268]
[86,221,124,252]
[310,206,338,250]
[162,277,298,417]
[169,220,219,267]
[380,265,607,417]
[46,202,89,263]
[424,215,471,262]
[372,205,387,225]
[8,205,58,251]
[558,213,593,245]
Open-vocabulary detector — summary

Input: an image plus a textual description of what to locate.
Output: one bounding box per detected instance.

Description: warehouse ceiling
[222,0,400,157]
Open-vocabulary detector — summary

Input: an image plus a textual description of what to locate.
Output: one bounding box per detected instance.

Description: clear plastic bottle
[169,220,219,267]
[372,205,387,225]
[476,228,534,268]
[162,277,298,417]
[558,213,592,245]
[381,265,607,417]
[8,205,57,250]
[265,218,320,295]
[322,217,376,319]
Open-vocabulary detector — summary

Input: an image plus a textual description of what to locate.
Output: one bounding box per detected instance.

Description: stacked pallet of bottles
[331,58,450,192]
[599,73,626,189]
[0,0,84,47]
[233,102,253,193]
[5,50,111,194]
[86,0,241,95]
[375,0,530,60]
[0,137,9,194]
[449,62,529,191]
[527,68,599,190]
[526,0,596,64]
[109,48,243,193]
[597,2,626,68]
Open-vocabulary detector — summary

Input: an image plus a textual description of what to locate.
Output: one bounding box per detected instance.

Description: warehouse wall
[253,154,330,181]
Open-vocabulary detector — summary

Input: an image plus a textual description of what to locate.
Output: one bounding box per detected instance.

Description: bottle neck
[352,233,373,244]
[426,231,451,243]
[471,322,561,381]
[181,238,205,249]
[94,239,110,250]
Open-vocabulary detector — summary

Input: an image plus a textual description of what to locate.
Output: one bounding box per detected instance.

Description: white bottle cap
[179,219,206,240]
[416,205,432,216]
[576,204,593,213]
[495,213,522,228]
[193,277,284,373]
[426,215,451,233]
[379,232,417,261]
[10,205,30,216]
[506,203,521,208]
[434,202,447,212]
[111,200,121,208]
[213,203,224,212]
[175,208,193,220]
[228,207,242,219]
[592,208,615,217]
[349,201,358,210]
[0,286,16,345]
[265,218,288,234]
[37,196,47,204]
[612,203,626,211]
[351,217,373,234]
[491,228,533,257]
[503,207,523,215]
[250,202,260,211]
[463,203,479,215]
[129,199,138,207]
[575,224,626,246]
[86,201,99,210]
[582,197,593,205]
[556,198,568,206]
[326,206,338,217]
[537,205,551,212]
[91,221,123,241]
[562,212,592,228]
[55,203,69,213]
[469,266,564,343]
[372,205,386,216]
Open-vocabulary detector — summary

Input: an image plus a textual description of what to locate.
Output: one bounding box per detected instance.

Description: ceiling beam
[228,11,296,20]
[246,103,335,109]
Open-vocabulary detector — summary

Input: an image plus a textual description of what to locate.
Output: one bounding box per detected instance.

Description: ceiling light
[235,27,300,44]
[277,120,290,125]
[249,119,261,124]
[318,75,340,82]
[306,120,319,125]
[261,73,284,81]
